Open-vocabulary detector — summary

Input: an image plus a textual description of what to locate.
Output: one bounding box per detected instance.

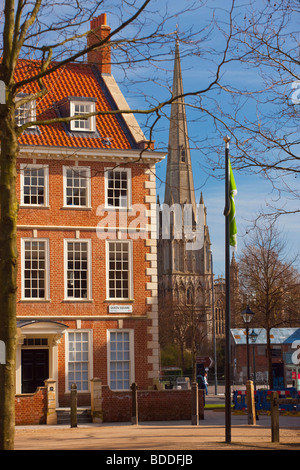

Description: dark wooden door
[21,349,49,393]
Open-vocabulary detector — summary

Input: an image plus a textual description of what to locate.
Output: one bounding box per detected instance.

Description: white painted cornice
[18,145,165,163]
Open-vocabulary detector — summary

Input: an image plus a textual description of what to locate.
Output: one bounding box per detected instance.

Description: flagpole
[224,135,231,444]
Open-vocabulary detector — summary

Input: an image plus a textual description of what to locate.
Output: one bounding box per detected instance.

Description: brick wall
[14,385,205,425]
[15,387,47,425]
[101,385,205,422]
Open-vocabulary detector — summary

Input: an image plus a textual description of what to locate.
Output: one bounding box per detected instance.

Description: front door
[21,349,49,393]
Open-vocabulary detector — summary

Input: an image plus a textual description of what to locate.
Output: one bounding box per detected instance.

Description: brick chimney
[87,13,111,74]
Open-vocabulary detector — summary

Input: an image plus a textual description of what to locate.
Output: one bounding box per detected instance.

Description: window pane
[16,99,36,127]
[22,167,46,205]
[68,331,90,391]
[23,240,47,299]
[66,241,89,299]
[107,171,129,208]
[107,242,130,299]
[109,331,131,391]
[65,168,89,207]
[72,103,93,131]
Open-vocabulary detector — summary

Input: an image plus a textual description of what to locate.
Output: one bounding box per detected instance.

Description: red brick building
[14,14,165,409]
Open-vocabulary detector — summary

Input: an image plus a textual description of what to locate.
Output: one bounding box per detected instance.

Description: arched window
[186,287,193,305]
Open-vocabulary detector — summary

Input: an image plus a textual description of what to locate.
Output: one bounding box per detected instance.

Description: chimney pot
[87,13,111,74]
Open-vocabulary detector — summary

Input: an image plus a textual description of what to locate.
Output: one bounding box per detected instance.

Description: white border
[104,167,132,210]
[63,238,92,301]
[107,328,135,391]
[105,239,133,301]
[16,98,36,129]
[70,101,96,132]
[65,329,93,393]
[20,163,49,207]
[62,165,91,209]
[20,238,50,301]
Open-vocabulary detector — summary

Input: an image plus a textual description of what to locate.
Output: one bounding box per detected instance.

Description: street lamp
[241,306,255,381]
[249,329,259,390]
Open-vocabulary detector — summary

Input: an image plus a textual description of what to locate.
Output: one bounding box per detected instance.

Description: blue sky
[110,0,300,276]
[153,130,300,276]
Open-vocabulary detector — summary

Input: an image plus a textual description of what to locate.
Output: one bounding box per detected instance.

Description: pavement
[14,387,300,451]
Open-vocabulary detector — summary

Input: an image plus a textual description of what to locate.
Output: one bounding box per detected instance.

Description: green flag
[229,159,237,248]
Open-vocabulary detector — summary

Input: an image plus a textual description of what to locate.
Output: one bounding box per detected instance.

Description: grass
[204,404,226,410]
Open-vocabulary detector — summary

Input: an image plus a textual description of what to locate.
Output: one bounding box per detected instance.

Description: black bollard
[191,382,199,425]
[70,383,78,428]
[131,382,138,425]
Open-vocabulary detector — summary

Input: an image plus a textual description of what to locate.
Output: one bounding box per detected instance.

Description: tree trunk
[180,342,186,373]
[0,111,19,450]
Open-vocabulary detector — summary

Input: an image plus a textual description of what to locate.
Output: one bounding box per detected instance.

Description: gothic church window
[186,287,193,305]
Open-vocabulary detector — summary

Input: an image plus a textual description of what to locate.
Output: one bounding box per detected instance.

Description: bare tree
[159,289,209,382]
[204,0,300,219]
[238,221,300,388]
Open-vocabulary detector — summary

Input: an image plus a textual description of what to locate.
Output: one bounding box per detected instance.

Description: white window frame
[107,329,135,391]
[63,166,91,208]
[21,238,50,300]
[106,240,133,301]
[65,329,93,393]
[20,164,49,207]
[104,167,132,210]
[70,100,96,132]
[16,97,36,128]
[64,239,92,301]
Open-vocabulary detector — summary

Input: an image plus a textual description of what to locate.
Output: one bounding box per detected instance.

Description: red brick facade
[14,13,165,421]
[16,156,160,403]
[17,159,153,319]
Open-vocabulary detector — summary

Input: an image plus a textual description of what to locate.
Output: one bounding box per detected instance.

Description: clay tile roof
[15,60,137,150]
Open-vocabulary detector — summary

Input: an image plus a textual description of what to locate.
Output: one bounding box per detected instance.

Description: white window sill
[19,205,50,209]
[61,206,92,210]
[104,206,133,212]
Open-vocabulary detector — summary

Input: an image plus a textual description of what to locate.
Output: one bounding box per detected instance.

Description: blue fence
[233,388,300,412]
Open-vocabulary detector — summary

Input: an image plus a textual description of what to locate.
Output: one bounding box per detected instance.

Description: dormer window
[70,99,96,132]
[16,95,36,128]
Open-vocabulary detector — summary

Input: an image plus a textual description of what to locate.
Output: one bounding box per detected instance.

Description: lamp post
[209,250,218,395]
[249,329,259,421]
[249,329,259,391]
[241,306,255,381]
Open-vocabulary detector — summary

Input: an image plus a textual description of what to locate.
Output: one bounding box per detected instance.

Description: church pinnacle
[157,38,213,354]
[164,40,196,214]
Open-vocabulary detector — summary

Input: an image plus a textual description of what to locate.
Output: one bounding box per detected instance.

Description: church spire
[164,40,196,214]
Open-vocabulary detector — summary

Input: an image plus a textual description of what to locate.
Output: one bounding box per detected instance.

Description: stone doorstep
[56,407,92,424]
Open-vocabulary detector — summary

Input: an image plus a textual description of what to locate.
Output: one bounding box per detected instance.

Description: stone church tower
[157,40,213,351]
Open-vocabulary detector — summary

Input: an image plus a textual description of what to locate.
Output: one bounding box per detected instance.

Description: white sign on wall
[109,305,133,314]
